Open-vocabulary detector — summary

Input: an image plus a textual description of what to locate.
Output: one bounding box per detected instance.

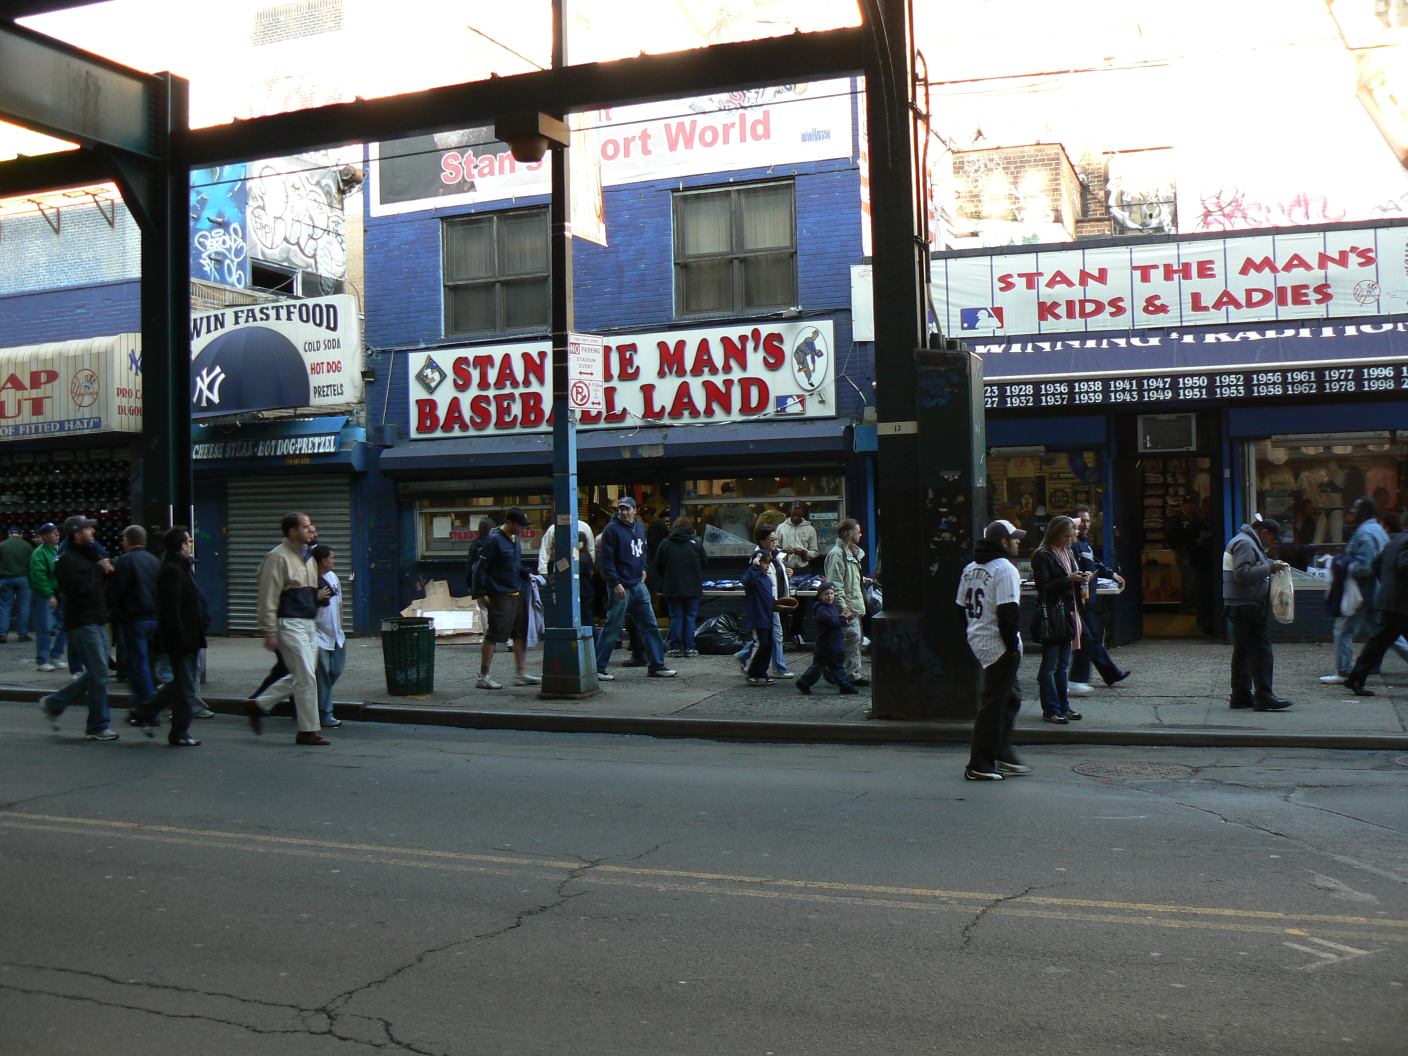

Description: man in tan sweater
[246,512,331,745]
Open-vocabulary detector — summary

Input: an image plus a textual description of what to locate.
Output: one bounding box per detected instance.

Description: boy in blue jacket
[740,528,778,685]
[795,581,856,695]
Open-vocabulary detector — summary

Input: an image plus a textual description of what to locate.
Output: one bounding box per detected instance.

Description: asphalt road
[0,705,1405,1055]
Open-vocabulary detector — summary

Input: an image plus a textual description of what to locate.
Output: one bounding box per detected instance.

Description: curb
[5,685,1407,751]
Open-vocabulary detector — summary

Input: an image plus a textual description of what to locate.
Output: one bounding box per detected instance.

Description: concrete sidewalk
[2,632,1405,748]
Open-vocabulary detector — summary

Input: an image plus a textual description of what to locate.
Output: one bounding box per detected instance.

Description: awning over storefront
[379,417,852,474]
[974,318,1408,410]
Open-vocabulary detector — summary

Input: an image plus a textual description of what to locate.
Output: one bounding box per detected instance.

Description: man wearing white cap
[956,520,1030,781]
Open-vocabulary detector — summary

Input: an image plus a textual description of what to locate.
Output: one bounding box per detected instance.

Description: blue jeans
[770,613,790,675]
[596,582,665,673]
[1037,640,1073,717]
[0,575,31,637]
[137,650,196,738]
[121,619,158,711]
[317,643,347,723]
[43,624,111,734]
[666,596,701,652]
[1334,608,1408,675]
[31,595,63,663]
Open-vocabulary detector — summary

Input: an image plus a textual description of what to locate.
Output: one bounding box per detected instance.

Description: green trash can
[381,616,435,695]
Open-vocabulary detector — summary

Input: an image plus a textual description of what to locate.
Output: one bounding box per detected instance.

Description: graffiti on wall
[189,164,249,288]
[1105,151,1176,236]
[1192,188,1350,232]
[247,155,359,292]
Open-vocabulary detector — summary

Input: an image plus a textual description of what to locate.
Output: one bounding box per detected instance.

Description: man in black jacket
[109,525,161,715]
[1345,522,1408,696]
[40,516,118,741]
[129,527,208,746]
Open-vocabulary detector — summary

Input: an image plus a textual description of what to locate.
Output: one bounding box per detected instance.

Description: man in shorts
[472,507,540,690]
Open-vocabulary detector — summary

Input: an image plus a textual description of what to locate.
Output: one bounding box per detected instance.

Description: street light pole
[539,0,597,697]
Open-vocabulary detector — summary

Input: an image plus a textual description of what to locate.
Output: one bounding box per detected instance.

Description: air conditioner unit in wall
[1138,413,1197,453]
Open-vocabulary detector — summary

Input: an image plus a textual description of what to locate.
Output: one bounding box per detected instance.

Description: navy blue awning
[972,317,1408,380]
[379,418,852,474]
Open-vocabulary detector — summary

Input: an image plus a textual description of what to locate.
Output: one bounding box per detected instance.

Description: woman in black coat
[654,516,707,657]
[1030,514,1090,724]
[130,527,209,746]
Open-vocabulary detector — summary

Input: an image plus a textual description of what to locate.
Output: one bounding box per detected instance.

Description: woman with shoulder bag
[1031,515,1090,724]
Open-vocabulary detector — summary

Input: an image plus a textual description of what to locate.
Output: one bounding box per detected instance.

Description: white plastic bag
[1339,575,1363,618]
[1270,567,1295,625]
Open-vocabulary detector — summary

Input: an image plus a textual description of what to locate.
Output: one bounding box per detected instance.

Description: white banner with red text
[407,320,836,439]
[0,335,143,441]
[933,225,1408,337]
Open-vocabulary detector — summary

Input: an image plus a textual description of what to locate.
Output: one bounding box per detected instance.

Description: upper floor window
[443,209,549,337]
[674,182,796,317]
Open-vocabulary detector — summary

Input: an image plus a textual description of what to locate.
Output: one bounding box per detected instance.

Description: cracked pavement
[0,704,1405,1055]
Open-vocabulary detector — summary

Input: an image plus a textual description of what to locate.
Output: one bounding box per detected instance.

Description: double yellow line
[4,811,1405,944]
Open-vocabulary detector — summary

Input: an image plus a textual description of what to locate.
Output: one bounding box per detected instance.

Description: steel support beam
[0,20,160,157]
[865,0,984,719]
[185,27,867,167]
[0,148,111,197]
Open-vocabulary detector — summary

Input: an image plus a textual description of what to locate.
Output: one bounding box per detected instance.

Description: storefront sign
[934,225,1408,336]
[568,333,605,413]
[189,294,362,418]
[0,336,143,441]
[191,434,340,460]
[408,320,836,439]
[368,80,854,217]
[978,319,1408,409]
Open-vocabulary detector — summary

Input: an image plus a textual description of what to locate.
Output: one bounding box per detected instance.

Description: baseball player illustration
[792,327,825,389]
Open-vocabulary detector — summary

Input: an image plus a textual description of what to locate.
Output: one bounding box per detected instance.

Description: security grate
[1073,762,1195,779]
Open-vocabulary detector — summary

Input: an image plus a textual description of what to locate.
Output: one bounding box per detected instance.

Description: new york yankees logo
[194,365,228,408]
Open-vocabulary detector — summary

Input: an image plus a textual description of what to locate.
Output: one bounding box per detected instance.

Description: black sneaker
[1254,695,1294,711]
[796,682,812,695]
[648,667,677,678]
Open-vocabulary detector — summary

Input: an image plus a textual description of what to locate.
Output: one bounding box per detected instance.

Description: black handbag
[1032,597,1073,644]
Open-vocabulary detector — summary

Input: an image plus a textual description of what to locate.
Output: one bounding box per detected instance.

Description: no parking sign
[568,333,604,413]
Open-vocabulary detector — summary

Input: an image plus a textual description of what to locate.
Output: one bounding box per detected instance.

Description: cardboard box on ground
[399,581,485,641]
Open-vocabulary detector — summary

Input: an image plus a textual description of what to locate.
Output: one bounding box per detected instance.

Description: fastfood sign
[934,225,1408,336]
[408,320,835,439]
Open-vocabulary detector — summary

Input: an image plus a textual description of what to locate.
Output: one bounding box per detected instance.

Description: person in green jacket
[824,519,869,687]
[0,525,34,642]
[28,522,64,671]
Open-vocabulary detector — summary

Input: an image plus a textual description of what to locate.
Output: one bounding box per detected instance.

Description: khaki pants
[254,618,321,733]
[842,614,864,680]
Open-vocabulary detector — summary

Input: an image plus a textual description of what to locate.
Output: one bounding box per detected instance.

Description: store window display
[987,451,1106,564]
[1249,434,1405,570]
[683,473,843,558]
[417,493,551,559]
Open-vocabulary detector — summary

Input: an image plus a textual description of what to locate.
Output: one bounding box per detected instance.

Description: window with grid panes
[443,209,549,337]
[674,182,796,317]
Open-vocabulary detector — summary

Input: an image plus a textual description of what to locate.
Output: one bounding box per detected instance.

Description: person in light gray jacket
[1221,516,1291,711]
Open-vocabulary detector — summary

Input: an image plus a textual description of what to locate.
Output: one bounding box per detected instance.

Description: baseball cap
[984,519,1027,544]
[1252,515,1282,535]
[37,522,57,534]
[615,497,636,509]
[62,515,98,536]
[816,579,837,592]
[503,507,531,526]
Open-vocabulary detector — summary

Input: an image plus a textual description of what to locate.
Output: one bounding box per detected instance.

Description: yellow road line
[4,811,1405,938]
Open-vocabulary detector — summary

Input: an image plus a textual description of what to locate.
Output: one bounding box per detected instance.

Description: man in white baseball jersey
[956,519,1029,781]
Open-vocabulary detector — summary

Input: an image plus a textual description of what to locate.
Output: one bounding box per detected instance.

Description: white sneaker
[1067,682,1094,696]
[476,675,503,690]
[771,670,796,679]
[996,760,1032,776]
[37,663,57,673]
[596,670,615,681]
[514,673,541,686]
[1318,674,1347,685]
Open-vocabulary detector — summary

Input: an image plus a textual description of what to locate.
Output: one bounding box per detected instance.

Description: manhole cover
[1073,762,1196,779]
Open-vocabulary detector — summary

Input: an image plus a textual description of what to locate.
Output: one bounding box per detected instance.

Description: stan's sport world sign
[934,225,1408,336]
[408,320,836,438]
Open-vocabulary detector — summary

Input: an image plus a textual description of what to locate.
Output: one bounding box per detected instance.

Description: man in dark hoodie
[956,520,1029,781]
[471,508,539,690]
[108,525,162,716]
[40,516,118,741]
[1222,515,1292,711]
[794,579,854,695]
[595,498,675,680]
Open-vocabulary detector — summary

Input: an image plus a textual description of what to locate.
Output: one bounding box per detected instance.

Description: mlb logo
[775,395,806,415]
[959,306,1005,330]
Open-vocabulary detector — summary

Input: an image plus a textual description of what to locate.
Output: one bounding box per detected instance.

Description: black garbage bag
[694,611,749,655]
[863,580,883,618]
